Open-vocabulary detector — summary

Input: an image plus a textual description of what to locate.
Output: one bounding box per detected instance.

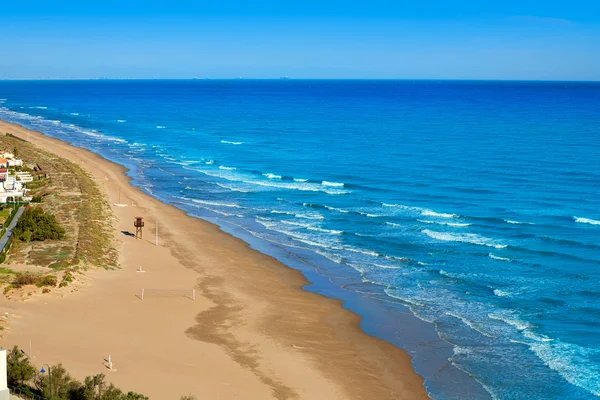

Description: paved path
[0,206,25,253]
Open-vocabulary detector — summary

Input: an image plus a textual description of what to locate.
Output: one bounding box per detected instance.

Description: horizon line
[0,78,599,83]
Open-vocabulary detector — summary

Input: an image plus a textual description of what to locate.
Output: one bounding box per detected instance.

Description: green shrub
[14,207,65,242]
[37,275,57,287]
[13,272,38,286]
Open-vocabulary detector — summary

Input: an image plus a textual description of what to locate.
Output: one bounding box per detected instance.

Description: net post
[141,288,144,300]
[192,289,196,301]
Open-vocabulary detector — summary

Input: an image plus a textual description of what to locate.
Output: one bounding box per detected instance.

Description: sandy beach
[0,120,429,399]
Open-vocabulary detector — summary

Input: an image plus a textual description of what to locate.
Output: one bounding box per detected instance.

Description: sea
[0,80,599,400]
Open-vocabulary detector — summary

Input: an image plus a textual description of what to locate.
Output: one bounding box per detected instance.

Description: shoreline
[0,119,431,399]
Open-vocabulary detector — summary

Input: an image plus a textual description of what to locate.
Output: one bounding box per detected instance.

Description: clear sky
[1,1,600,80]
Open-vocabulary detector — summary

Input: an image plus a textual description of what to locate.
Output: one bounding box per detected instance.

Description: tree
[6,345,36,386]
[34,364,79,400]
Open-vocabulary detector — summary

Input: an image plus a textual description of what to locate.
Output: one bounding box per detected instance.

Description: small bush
[31,196,43,203]
[37,275,57,287]
[13,272,38,286]
[42,288,50,294]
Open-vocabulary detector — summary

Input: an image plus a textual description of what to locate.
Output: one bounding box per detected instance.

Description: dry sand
[0,120,430,399]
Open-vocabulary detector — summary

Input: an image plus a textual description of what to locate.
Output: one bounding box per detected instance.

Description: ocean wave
[373,263,402,269]
[156,125,166,129]
[31,106,48,109]
[493,289,512,297]
[205,160,215,164]
[219,165,237,170]
[528,339,600,396]
[221,140,244,145]
[263,173,282,179]
[78,129,128,143]
[358,211,383,218]
[445,312,497,338]
[70,112,79,116]
[324,205,349,213]
[321,181,344,187]
[421,209,457,218]
[307,226,343,235]
[294,178,308,182]
[385,222,401,227]
[423,229,507,249]
[574,216,600,225]
[417,219,470,227]
[117,119,127,123]
[241,179,349,195]
[188,199,244,209]
[489,253,510,261]
[504,219,533,225]
[215,183,250,192]
[488,310,532,331]
[280,220,315,229]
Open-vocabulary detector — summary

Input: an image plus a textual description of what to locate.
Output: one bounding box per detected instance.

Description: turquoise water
[1,80,599,399]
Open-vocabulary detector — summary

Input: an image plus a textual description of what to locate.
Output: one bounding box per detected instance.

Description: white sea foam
[359,211,383,218]
[263,173,282,179]
[117,119,127,123]
[574,216,600,225]
[280,220,315,229]
[488,310,532,331]
[527,339,600,396]
[307,226,343,235]
[423,229,507,249]
[493,289,511,297]
[215,183,249,192]
[219,165,236,170]
[189,199,243,209]
[70,112,79,116]
[321,181,344,187]
[205,160,215,164]
[324,205,349,213]
[385,222,401,227]
[421,209,457,218]
[294,178,308,182]
[445,312,496,338]
[489,253,510,261]
[31,106,48,109]
[373,263,402,269]
[78,130,128,143]
[417,219,470,227]
[156,125,166,129]
[221,140,244,145]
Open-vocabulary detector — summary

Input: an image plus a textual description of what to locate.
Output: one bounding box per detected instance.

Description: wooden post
[141,288,144,300]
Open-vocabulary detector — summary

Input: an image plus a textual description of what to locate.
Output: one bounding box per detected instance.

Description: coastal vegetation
[0,133,118,296]
[7,345,149,400]
[7,345,198,400]
[14,207,66,242]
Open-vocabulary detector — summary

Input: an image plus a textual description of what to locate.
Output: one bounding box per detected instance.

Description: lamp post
[40,364,52,398]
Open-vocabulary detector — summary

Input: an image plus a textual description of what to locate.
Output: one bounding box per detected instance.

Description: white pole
[193,289,196,301]
[141,288,144,300]
[155,217,158,246]
[29,341,32,359]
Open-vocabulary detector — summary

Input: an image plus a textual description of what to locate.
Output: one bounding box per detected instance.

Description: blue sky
[1,1,599,80]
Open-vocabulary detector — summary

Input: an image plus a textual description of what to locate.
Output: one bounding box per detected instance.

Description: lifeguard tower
[134,217,144,239]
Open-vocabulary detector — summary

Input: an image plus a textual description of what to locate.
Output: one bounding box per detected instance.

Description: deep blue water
[1,80,599,399]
